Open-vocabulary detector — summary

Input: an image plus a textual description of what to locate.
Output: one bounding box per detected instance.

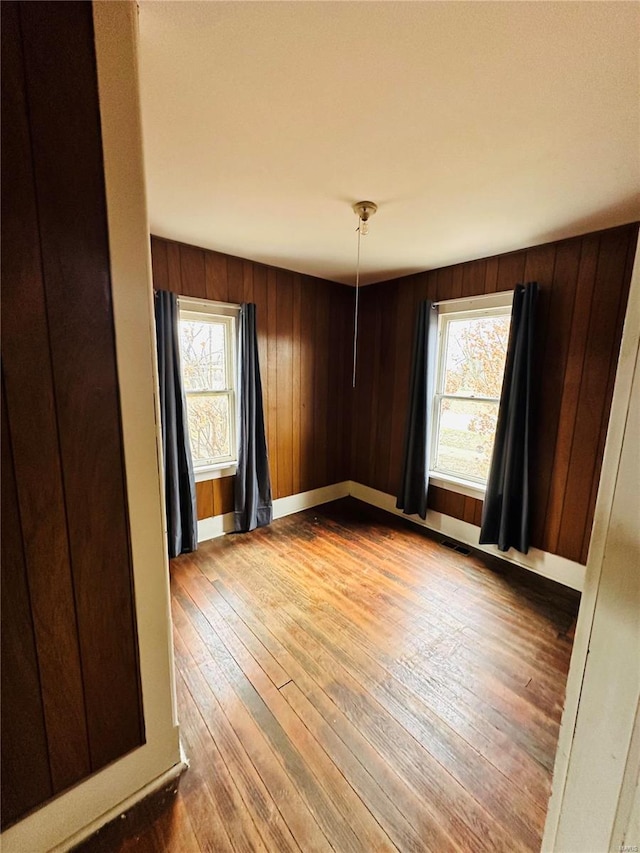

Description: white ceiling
[138,1,640,286]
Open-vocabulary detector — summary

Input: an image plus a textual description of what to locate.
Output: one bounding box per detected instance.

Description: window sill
[428,472,486,500]
[194,463,238,483]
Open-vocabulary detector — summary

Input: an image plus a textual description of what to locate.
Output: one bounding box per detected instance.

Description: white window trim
[193,463,238,483]
[429,290,513,496]
[178,297,241,480]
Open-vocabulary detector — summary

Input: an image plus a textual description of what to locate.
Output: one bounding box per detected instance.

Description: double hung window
[430,293,512,492]
[178,298,239,479]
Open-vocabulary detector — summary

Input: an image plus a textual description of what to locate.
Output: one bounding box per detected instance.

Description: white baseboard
[197,481,350,543]
[197,511,235,542]
[348,481,586,592]
[196,478,584,592]
[272,481,350,519]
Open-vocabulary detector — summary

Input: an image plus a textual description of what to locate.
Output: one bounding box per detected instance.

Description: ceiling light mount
[352,200,378,235]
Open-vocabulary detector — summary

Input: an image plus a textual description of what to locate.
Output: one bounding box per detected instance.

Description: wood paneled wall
[351,223,638,565]
[1,1,144,828]
[150,237,353,519]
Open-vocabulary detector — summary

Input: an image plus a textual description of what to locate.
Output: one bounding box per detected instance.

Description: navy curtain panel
[154,291,198,558]
[480,282,538,554]
[396,300,438,520]
[234,303,273,532]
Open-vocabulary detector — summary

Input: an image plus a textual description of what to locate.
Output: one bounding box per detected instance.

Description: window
[178,298,239,479]
[430,292,513,493]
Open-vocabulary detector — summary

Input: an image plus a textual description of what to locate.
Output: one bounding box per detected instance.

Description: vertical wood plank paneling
[351,291,376,486]
[180,244,206,298]
[196,481,214,521]
[543,236,600,552]
[212,477,235,516]
[371,287,393,491]
[20,1,143,769]
[387,280,417,497]
[484,256,499,292]
[462,259,487,297]
[292,274,302,494]
[557,229,631,561]
[300,277,316,493]
[1,0,90,792]
[227,256,244,304]
[326,285,340,486]
[166,241,183,294]
[243,260,254,303]
[463,496,478,525]
[425,270,438,302]
[266,268,279,498]
[436,267,453,301]
[367,289,384,490]
[527,242,576,550]
[276,271,294,499]
[496,251,526,291]
[151,236,169,292]
[450,266,464,299]
[1,380,53,826]
[253,264,269,461]
[579,233,637,564]
[205,251,228,302]
[2,1,145,824]
[314,282,331,489]
[339,287,352,482]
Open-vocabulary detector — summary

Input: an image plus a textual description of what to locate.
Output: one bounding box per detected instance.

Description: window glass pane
[179,319,227,392]
[443,315,510,397]
[435,398,499,482]
[185,394,231,465]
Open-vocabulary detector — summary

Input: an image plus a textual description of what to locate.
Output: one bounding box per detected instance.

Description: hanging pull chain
[350,201,377,389]
[352,220,362,388]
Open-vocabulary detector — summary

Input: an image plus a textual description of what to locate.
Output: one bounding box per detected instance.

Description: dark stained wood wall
[151,237,353,519]
[1,1,144,828]
[351,223,638,565]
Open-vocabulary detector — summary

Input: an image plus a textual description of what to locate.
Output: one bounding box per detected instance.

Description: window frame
[178,296,241,482]
[429,291,514,498]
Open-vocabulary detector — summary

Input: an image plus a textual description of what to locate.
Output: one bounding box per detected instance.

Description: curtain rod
[432,289,514,308]
[177,295,242,310]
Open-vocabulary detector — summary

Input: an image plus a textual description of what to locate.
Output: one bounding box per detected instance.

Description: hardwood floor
[80,498,579,852]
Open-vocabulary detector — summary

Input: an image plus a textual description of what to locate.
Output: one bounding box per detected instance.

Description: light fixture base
[352,200,378,222]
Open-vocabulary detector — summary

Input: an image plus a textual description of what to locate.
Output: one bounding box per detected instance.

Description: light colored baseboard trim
[272,481,350,520]
[196,478,584,591]
[197,481,350,543]
[348,481,586,592]
[50,760,188,853]
[197,511,235,542]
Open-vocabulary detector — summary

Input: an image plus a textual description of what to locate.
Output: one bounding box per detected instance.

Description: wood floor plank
[175,669,266,853]
[207,544,536,852]
[173,580,368,853]
[84,498,578,852]
[173,561,398,853]
[178,555,291,688]
[172,628,301,853]
[172,597,334,853]
[194,576,459,851]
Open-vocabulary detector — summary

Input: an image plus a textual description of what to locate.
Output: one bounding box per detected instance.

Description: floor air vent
[440,539,472,557]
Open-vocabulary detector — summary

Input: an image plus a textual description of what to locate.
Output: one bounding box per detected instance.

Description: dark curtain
[396,300,438,520]
[234,303,273,532]
[480,282,538,554]
[154,290,198,558]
